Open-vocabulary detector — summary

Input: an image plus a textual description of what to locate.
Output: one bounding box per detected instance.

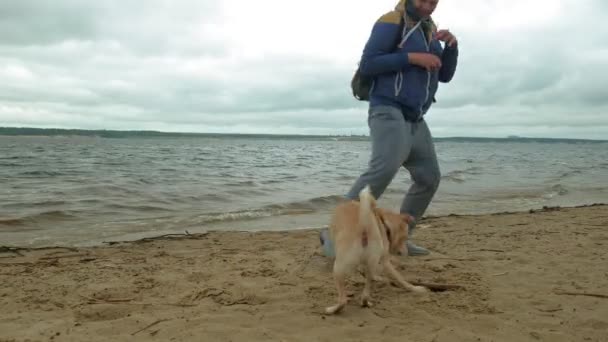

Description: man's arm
[438,44,458,82]
[436,30,459,83]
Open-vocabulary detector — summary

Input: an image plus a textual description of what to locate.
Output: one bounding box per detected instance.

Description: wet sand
[1,204,607,341]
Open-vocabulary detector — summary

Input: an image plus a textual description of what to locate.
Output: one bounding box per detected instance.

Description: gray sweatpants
[346,105,441,235]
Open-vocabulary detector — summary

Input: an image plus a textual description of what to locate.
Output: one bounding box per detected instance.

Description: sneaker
[319,228,335,258]
[406,240,430,256]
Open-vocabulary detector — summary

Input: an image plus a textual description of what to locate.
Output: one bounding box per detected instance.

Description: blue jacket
[359,3,458,121]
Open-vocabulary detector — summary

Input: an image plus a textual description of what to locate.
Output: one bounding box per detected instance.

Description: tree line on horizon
[0,127,605,143]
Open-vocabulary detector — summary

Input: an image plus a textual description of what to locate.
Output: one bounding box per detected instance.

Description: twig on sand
[2,259,59,266]
[553,290,608,299]
[136,232,194,243]
[131,319,171,336]
[0,246,25,257]
[103,231,208,245]
[277,282,297,287]
[473,249,506,253]
[372,310,390,318]
[410,281,464,292]
[39,253,90,260]
[492,272,509,276]
[83,302,197,307]
[1,253,92,265]
[79,296,197,307]
[424,257,478,262]
[81,295,134,303]
[1,246,79,254]
[589,223,608,227]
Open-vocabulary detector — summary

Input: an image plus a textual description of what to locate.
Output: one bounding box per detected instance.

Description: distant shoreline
[1,127,606,143]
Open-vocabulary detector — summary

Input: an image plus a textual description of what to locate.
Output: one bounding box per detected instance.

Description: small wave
[267,195,344,211]
[195,209,283,224]
[169,193,228,204]
[2,200,68,209]
[0,162,23,167]
[225,188,269,197]
[558,170,583,178]
[91,161,127,167]
[20,170,64,177]
[255,164,282,168]
[543,184,569,199]
[0,155,34,160]
[0,218,26,226]
[194,195,343,225]
[486,184,570,201]
[260,179,283,185]
[195,207,316,225]
[104,204,176,212]
[442,172,466,183]
[75,185,142,196]
[441,166,483,183]
[225,180,259,187]
[461,166,483,175]
[0,210,78,227]
[134,178,155,185]
[337,174,353,181]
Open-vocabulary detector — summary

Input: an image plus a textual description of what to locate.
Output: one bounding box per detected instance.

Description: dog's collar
[376,212,392,244]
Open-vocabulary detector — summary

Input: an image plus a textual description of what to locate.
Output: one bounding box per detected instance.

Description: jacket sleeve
[438,44,458,83]
[358,20,411,76]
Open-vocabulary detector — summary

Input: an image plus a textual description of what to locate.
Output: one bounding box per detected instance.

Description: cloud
[0,0,607,139]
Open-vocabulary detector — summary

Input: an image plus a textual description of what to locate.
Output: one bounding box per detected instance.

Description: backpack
[351,17,405,101]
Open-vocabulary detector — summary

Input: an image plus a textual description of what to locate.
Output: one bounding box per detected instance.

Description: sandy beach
[1,204,607,342]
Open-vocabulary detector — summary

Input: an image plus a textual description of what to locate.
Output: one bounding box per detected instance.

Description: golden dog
[325,185,427,314]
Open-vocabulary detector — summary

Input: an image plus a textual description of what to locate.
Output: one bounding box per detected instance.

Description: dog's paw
[412,286,429,294]
[360,297,373,308]
[372,275,388,282]
[325,303,346,315]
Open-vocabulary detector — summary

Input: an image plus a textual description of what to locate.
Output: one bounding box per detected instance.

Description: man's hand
[436,29,457,47]
[408,53,442,71]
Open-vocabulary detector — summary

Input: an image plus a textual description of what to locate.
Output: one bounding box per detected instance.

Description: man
[321,0,459,256]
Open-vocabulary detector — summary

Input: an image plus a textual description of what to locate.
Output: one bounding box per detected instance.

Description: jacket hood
[396,0,430,21]
[394,0,407,13]
[395,0,436,38]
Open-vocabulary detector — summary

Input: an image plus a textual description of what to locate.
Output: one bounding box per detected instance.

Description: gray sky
[1,0,607,139]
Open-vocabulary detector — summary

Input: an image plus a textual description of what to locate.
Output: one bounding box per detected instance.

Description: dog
[325,185,427,315]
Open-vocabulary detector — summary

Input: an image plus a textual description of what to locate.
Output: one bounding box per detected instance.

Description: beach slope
[1,205,607,342]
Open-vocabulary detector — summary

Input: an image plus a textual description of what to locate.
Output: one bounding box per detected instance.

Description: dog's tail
[358,185,378,247]
[358,185,376,224]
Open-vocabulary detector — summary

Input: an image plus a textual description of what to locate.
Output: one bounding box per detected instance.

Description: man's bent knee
[414,167,441,192]
[367,166,400,197]
[348,163,400,200]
